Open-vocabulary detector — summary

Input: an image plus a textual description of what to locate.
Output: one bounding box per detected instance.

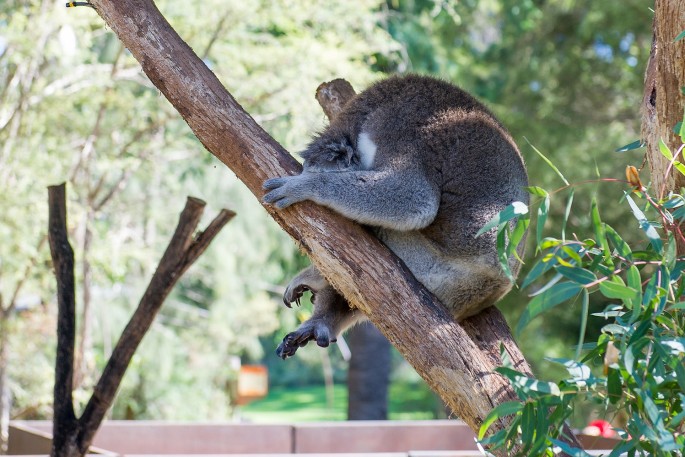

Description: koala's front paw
[282,281,310,308]
[262,175,309,209]
[276,321,337,359]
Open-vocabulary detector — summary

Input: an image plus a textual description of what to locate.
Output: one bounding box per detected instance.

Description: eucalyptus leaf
[615,139,644,152]
[599,280,638,302]
[517,282,582,334]
[476,201,529,237]
[625,193,663,254]
[478,400,523,439]
[556,265,596,285]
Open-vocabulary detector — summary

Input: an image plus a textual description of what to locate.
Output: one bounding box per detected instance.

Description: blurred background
[0,0,651,427]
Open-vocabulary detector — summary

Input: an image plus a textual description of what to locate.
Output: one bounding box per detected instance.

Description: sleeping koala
[263,74,528,359]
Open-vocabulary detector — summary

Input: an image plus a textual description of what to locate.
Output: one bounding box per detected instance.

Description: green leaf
[522,255,559,289]
[615,139,644,152]
[675,29,685,41]
[525,137,569,185]
[607,368,622,404]
[625,193,663,254]
[518,282,582,334]
[591,198,612,264]
[599,280,639,302]
[576,289,589,360]
[550,439,594,457]
[591,304,624,318]
[546,357,595,385]
[478,400,523,439]
[496,226,513,282]
[520,402,535,450]
[675,363,685,394]
[659,338,685,355]
[602,323,628,335]
[497,367,562,396]
[525,186,549,197]
[561,189,574,241]
[560,244,582,265]
[477,427,508,447]
[664,231,677,270]
[625,265,642,308]
[529,273,563,297]
[476,201,529,237]
[659,138,674,160]
[670,301,685,310]
[536,194,550,250]
[605,224,632,260]
[556,266,597,285]
[508,217,530,258]
[674,161,685,176]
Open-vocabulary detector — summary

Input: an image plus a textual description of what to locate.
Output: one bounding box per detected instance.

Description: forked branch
[48,185,234,457]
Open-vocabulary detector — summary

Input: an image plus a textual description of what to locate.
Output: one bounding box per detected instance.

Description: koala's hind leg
[277,266,365,359]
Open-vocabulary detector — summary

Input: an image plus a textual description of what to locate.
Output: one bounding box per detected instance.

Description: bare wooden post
[48,185,234,457]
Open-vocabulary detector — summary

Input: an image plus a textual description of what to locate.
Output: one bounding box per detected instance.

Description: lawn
[239,382,439,423]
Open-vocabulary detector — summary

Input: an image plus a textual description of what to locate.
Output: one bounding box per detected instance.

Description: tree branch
[75,199,234,453]
[86,1,581,452]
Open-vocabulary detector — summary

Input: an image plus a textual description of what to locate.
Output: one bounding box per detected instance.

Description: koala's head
[301,138,360,172]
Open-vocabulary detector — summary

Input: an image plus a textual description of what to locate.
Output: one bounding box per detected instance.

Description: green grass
[239,382,439,423]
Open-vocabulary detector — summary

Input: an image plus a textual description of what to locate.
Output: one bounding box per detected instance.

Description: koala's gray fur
[263,74,528,359]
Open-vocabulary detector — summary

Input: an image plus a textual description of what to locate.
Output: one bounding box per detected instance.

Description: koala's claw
[276,322,336,359]
[282,283,311,308]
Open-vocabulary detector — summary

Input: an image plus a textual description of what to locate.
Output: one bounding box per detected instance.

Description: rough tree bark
[82,2,587,452]
[48,184,233,457]
[642,1,685,250]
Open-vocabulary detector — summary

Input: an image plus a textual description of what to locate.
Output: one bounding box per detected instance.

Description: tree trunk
[86,1,582,452]
[642,1,685,248]
[347,323,391,420]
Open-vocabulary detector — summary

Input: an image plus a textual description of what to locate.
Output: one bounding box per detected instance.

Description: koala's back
[332,75,528,258]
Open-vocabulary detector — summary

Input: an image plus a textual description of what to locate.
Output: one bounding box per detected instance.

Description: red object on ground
[584,419,617,438]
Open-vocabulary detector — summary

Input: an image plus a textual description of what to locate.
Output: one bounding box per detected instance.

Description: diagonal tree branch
[75,200,234,454]
[83,1,581,453]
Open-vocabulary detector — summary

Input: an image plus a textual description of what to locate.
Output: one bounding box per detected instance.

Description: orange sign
[237,365,268,405]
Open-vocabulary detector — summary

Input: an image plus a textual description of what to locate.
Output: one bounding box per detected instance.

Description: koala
[263,74,528,359]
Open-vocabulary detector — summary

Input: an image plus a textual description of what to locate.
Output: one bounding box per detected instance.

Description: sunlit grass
[239,382,439,423]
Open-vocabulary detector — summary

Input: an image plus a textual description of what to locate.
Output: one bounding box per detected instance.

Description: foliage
[479,152,685,455]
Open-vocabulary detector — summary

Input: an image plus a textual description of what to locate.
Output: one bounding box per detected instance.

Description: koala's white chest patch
[357,132,377,170]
